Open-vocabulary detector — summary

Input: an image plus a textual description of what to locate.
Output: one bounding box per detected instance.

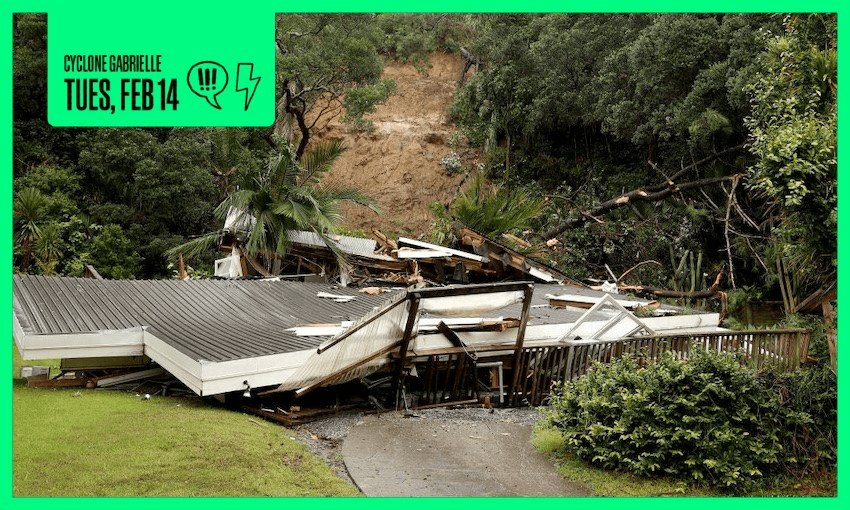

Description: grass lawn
[12,342,360,497]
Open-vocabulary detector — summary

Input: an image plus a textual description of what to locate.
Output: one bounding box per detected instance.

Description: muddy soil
[313,52,479,238]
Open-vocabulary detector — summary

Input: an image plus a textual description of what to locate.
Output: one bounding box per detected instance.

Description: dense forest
[12,13,837,320]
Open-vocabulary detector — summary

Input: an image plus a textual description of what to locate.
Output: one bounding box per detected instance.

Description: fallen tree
[541,174,744,241]
[619,270,728,320]
[619,270,724,300]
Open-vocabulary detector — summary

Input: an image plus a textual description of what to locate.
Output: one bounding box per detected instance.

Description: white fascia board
[411,315,723,354]
[290,318,489,337]
[641,313,720,331]
[397,237,487,262]
[142,332,203,395]
[13,313,27,355]
[197,349,313,396]
[395,249,453,259]
[528,267,557,282]
[14,326,146,360]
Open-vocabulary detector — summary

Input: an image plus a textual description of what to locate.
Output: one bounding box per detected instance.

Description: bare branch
[540,174,744,240]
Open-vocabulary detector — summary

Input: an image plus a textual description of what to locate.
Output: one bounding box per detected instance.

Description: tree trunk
[822,300,837,369]
[540,174,743,240]
[619,270,724,300]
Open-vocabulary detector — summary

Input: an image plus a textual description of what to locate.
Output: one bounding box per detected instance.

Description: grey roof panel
[14,276,681,364]
[286,230,395,261]
[13,275,401,362]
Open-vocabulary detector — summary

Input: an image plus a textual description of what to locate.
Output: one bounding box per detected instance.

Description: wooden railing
[507,328,810,406]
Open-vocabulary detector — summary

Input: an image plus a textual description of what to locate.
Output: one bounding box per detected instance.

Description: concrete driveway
[341,412,591,497]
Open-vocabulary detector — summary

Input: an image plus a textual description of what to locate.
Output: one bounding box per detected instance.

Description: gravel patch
[292,406,549,490]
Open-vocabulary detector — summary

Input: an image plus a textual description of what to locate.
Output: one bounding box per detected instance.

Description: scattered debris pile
[213,215,582,288]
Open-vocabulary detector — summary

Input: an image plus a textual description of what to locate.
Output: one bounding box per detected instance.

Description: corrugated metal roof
[454,283,684,326]
[286,230,395,261]
[13,275,402,362]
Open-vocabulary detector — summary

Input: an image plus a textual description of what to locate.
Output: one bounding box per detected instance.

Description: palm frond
[310,226,353,275]
[318,185,380,213]
[297,139,347,186]
[166,232,224,261]
[451,171,543,237]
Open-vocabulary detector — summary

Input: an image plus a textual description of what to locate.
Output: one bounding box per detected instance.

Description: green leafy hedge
[547,349,836,490]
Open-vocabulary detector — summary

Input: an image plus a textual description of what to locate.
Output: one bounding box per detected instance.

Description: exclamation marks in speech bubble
[187,61,228,109]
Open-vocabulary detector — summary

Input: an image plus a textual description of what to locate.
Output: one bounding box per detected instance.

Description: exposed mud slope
[315,52,472,238]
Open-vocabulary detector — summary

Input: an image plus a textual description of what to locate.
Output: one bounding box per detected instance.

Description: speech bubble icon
[187,61,229,109]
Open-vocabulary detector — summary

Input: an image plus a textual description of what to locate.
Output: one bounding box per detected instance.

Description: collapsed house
[13,271,809,418]
[13,218,810,418]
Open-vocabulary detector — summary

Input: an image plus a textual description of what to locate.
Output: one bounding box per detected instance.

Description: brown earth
[313,52,477,238]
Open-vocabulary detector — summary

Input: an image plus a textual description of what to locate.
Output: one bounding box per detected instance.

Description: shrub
[547,349,807,490]
[761,364,837,472]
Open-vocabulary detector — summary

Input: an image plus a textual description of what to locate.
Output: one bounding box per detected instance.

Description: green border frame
[3,1,845,508]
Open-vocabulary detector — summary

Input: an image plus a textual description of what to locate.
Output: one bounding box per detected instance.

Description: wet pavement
[341,412,592,497]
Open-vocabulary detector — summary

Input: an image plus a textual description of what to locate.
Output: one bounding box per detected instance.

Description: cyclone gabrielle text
[64,54,162,73]
[64,78,179,113]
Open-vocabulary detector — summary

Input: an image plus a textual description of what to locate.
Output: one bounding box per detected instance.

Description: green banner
[47,7,273,127]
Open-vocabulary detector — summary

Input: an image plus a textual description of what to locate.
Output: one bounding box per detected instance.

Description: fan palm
[170,140,376,273]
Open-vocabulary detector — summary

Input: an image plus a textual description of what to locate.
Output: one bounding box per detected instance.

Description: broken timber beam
[27,376,91,388]
[371,228,398,254]
[294,341,405,398]
[96,367,166,388]
[507,283,534,405]
[392,296,421,401]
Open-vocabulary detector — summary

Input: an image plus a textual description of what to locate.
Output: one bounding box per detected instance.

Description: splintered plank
[27,377,91,388]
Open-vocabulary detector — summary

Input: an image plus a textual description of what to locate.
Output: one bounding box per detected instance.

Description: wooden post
[392,296,420,407]
[178,254,188,280]
[823,300,837,369]
[507,283,535,405]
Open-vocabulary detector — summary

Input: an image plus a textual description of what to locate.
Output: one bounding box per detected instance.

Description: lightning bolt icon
[235,63,261,111]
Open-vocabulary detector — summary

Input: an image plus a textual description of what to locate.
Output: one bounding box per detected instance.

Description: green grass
[531,422,836,497]
[12,341,360,497]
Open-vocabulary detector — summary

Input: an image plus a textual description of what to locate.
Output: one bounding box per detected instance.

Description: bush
[761,364,837,472]
[546,349,832,490]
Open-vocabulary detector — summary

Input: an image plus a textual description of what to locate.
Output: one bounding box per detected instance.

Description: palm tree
[14,187,47,272]
[169,140,376,273]
[34,222,64,275]
[450,170,544,237]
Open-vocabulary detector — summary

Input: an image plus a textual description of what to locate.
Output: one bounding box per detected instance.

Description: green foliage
[450,171,544,237]
[761,364,837,471]
[439,151,463,174]
[376,13,438,71]
[275,13,386,157]
[341,79,397,132]
[427,201,456,246]
[170,140,375,274]
[744,16,837,292]
[668,248,705,294]
[13,187,50,273]
[83,224,142,279]
[13,13,48,123]
[452,14,773,160]
[547,349,833,490]
[33,222,65,275]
